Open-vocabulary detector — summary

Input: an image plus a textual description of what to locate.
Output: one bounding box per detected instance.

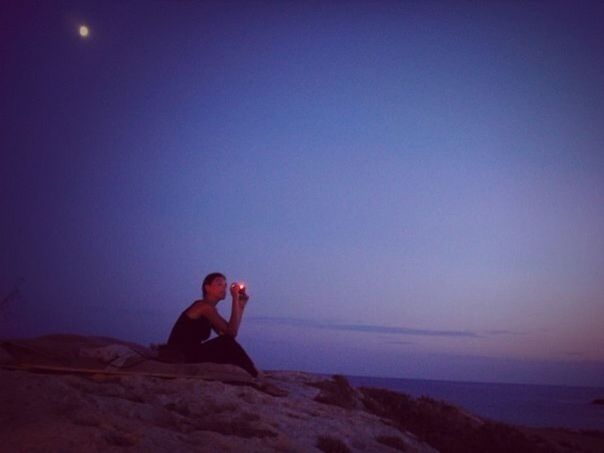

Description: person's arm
[186,289,247,337]
[221,282,250,336]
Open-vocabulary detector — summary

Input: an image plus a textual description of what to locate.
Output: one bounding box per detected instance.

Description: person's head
[202,272,227,300]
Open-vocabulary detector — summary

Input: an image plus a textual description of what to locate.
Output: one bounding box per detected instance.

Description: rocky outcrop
[0,368,437,452]
[1,335,603,452]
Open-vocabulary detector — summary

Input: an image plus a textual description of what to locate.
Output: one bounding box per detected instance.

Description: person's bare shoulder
[185,300,212,318]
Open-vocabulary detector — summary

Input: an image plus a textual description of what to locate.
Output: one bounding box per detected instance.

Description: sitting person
[166,272,258,377]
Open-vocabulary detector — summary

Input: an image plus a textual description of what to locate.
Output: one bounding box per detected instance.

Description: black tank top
[167,308,212,351]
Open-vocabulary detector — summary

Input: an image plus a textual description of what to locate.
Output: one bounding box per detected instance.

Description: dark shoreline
[318,374,604,453]
[346,374,604,432]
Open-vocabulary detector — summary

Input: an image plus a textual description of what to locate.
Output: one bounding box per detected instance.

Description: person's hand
[237,294,250,309]
[238,292,249,309]
[230,283,242,300]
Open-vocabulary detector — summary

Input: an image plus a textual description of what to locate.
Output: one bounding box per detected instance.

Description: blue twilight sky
[1,1,603,386]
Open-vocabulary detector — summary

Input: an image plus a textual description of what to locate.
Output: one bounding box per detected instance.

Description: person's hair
[202,272,226,297]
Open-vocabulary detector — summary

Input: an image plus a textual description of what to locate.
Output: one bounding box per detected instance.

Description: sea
[346,375,604,431]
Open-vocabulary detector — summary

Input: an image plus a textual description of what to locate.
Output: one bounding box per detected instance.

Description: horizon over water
[347,374,604,431]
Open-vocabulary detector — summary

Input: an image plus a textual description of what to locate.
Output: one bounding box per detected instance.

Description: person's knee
[217,335,247,353]
[216,335,237,345]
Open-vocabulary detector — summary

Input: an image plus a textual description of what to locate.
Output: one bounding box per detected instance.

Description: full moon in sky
[79,25,89,38]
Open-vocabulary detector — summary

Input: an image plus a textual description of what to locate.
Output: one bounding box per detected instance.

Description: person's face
[205,277,227,301]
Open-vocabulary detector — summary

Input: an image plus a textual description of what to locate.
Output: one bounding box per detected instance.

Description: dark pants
[184,336,258,377]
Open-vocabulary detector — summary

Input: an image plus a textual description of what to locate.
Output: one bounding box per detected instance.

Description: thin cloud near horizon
[247,316,480,338]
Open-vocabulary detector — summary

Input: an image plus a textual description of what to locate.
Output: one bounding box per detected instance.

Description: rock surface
[1,335,603,452]
[1,368,436,452]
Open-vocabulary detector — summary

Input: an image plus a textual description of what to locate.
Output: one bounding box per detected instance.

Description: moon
[79,25,89,38]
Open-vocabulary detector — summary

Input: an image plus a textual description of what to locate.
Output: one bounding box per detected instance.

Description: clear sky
[2,0,603,386]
